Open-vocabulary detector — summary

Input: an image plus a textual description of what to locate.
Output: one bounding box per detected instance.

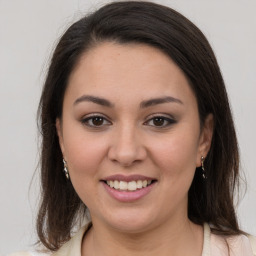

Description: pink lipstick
[101,174,157,202]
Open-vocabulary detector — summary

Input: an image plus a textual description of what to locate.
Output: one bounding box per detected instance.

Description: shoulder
[209,225,256,256]
[225,234,256,256]
[7,252,50,256]
[8,222,91,256]
[7,253,33,256]
[248,234,256,255]
[51,224,90,256]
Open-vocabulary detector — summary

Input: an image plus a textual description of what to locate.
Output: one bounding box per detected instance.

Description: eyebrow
[140,96,183,108]
[73,95,114,107]
[73,95,183,108]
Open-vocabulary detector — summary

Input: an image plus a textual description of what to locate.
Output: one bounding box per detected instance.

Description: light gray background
[0,0,255,254]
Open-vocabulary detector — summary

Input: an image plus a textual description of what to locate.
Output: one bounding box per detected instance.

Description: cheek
[63,128,108,178]
[63,133,109,206]
[150,129,199,179]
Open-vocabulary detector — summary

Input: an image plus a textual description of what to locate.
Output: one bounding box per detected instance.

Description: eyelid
[145,112,175,119]
[81,113,112,127]
[80,112,176,128]
[81,112,111,119]
[143,113,176,127]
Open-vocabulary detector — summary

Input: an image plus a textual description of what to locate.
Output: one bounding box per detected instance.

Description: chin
[99,208,158,234]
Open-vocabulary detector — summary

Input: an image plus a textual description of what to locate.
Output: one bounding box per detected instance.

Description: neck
[82,217,204,256]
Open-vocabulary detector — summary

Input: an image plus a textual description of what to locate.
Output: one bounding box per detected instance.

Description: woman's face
[57,42,213,233]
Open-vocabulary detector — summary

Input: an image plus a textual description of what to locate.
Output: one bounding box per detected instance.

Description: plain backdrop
[0,0,255,254]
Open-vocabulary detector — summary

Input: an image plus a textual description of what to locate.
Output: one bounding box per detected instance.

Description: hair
[37,0,242,251]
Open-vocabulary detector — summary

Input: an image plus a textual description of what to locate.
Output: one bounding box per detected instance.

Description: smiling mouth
[104,180,156,191]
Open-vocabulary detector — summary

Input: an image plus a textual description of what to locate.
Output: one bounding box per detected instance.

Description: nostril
[108,149,147,167]
[107,136,147,165]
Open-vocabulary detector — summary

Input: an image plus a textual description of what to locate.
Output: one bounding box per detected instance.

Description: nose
[107,125,147,167]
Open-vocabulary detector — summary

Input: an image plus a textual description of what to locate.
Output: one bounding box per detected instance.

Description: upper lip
[102,174,156,182]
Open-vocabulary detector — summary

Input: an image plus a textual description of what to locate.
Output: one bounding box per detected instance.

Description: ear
[196,114,214,167]
[56,118,65,158]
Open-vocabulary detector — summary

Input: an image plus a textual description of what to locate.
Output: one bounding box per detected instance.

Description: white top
[8,223,256,256]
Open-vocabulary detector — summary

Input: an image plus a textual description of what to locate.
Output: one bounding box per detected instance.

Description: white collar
[52,222,255,256]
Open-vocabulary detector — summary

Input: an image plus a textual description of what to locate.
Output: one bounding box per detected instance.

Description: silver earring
[201,156,207,179]
[63,159,70,180]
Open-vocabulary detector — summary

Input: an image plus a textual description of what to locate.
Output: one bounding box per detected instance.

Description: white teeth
[119,181,128,190]
[114,180,119,189]
[128,181,137,191]
[106,180,153,191]
[142,180,147,188]
[137,180,142,189]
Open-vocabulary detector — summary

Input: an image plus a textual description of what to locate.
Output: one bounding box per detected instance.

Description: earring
[63,159,70,180]
[201,156,207,179]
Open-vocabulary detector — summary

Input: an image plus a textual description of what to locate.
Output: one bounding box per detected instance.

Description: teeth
[119,181,128,190]
[106,180,153,191]
[128,181,137,191]
[137,180,142,189]
[114,180,119,189]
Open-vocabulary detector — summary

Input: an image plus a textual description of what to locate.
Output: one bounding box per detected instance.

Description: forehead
[66,42,196,107]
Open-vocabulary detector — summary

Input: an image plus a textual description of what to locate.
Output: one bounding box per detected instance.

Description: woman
[11,1,256,255]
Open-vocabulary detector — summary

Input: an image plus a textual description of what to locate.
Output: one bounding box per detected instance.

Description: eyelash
[81,114,112,128]
[81,114,176,128]
[144,115,176,128]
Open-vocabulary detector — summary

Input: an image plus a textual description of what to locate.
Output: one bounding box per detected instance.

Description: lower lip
[102,182,155,202]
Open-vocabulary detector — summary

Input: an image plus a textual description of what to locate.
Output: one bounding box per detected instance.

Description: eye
[81,115,111,128]
[144,115,176,128]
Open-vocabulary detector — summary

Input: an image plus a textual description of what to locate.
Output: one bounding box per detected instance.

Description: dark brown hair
[37,0,242,251]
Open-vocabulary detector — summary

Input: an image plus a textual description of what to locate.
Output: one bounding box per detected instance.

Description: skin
[56,42,213,256]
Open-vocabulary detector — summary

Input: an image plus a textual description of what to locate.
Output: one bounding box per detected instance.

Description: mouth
[103,179,156,191]
[101,175,157,202]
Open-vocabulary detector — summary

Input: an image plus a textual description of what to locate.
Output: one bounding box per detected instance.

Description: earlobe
[56,118,65,156]
[197,114,214,166]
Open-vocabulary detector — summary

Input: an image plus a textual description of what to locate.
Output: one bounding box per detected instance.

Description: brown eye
[145,115,176,128]
[81,115,111,128]
[92,117,104,126]
[152,117,165,126]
